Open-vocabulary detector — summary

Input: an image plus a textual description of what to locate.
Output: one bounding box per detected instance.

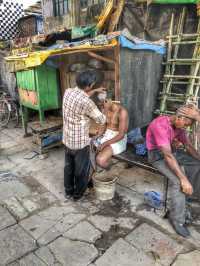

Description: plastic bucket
[93,176,118,201]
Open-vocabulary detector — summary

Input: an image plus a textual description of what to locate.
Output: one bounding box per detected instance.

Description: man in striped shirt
[63,70,106,200]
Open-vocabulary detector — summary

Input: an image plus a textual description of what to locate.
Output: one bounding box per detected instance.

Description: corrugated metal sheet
[120,48,163,129]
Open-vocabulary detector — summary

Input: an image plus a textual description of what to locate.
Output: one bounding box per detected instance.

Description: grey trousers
[148,150,200,224]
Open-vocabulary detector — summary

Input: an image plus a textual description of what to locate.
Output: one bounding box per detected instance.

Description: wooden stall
[6,34,165,155]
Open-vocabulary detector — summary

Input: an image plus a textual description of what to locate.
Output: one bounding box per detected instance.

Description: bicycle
[0,92,19,127]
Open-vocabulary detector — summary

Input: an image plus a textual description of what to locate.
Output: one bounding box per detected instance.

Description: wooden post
[21,105,29,136]
[59,64,66,98]
[71,0,80,26]
[114,44,120,101]
[87,51,115,65]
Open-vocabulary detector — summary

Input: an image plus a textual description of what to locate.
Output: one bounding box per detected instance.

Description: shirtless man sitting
[95,93,129,169]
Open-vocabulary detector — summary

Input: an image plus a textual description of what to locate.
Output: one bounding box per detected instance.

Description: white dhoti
[98,129,127,155]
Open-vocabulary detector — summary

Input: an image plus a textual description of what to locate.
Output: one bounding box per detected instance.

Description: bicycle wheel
[0,100,11,127]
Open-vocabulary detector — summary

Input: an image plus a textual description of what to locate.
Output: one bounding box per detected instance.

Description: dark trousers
[149,149,200,224]
[64,145,90,196]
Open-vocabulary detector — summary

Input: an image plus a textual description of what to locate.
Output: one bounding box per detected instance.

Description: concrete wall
[42,0,105,34]
[0,50,17,100]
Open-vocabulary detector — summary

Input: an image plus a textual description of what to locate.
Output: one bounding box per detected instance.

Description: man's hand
[160,146,194,195]
[180,178,193,195]
[94,87,107,93]
[87,87,107,97]
[179,105,200,122]
[98,142,108,152]
[172,138,184,150]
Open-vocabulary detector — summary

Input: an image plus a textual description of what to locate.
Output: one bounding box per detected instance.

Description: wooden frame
[53,0,69,17]
[58,44,120,101]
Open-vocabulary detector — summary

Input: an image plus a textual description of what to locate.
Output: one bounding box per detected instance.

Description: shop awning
[5,39,118,72]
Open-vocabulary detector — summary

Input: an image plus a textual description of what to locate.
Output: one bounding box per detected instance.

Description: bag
[144,191,163,209]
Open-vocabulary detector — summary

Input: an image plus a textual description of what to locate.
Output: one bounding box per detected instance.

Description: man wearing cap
[146,108,200,237]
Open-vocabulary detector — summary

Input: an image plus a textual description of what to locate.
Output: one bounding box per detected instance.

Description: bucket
[93,176,118,201]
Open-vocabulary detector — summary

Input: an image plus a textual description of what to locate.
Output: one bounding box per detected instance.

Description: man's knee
[96,154,108,168]
[168,179,183,198]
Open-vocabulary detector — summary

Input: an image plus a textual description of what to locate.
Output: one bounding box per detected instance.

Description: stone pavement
[1,125,200,265]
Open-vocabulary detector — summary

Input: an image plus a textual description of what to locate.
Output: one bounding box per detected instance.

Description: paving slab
[172,250,200,266]
[54,213,87,233]
[18,190,57,214]
[35,246,62,265]
[37,204,78,221]
[0,205,16,230]
[1,140,31,156]
[117,166,163,194]
[21,198,39,212]
[20,213,57,240]
[20,201,85,245]
[3,197,29,220]
[88,215,115,232]
[0,157,17,171]
[7,262,19,266]
[115,217,138,229]
[138,209,200,248]
[32,165,65,200]
[95,238,155,266]
[88,215,138,233]
[48,237,98,266]
[16,253,47,266]
[116,184,144,212]
[76,200,100,215]
[188,227,200,248]
[137,209,175,234]
[0,177,31,201]
[37,226,61,246]
[0,224,36,265]
[125,223,183,266]
[20,175,47,194]
[63,221,102,243]
[20,204,76,240]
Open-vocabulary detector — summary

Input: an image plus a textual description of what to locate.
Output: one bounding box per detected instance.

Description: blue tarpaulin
[119,35,166,55]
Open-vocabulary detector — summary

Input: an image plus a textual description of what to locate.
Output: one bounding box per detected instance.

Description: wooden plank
[164,75,200,79]
[48,46,116,60]
[166,33,198,39]
[108,0,125,32]
[87,51,115,64]
[168,59,200,62]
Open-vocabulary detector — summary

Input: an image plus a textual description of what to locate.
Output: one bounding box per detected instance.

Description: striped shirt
[63,87,106,149]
